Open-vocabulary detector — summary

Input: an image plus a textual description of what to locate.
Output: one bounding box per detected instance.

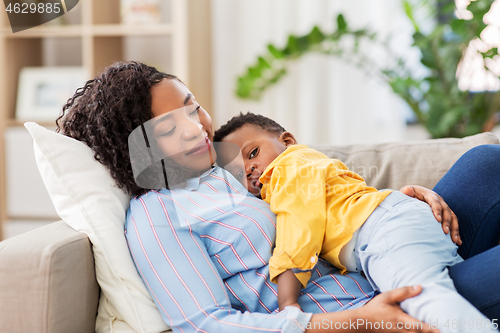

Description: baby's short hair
[214,112,286,142]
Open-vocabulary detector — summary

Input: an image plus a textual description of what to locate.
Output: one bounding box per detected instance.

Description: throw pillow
[24,122,170,333]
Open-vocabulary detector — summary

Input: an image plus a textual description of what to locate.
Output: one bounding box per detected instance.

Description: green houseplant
[235,0,499,138]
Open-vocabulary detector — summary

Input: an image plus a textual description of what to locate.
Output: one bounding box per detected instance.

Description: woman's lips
[185,138,210,155]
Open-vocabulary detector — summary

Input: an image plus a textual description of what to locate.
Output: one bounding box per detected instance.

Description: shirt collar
[172,166,217,191]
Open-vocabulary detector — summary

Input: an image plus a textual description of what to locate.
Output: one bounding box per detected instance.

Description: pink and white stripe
[154,191,269,265]
[311,280,344,307]
[131,216,208,333]
[200,234,250,270]
[238,272,272,313]
[157,197,222,307]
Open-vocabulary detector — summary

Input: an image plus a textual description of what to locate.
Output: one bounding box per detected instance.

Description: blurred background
[0,0,499,239]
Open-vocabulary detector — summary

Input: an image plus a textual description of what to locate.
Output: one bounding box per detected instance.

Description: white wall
[211,0,420,145]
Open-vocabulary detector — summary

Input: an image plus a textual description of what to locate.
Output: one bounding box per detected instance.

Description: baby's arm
[265,162,327,299]
[277,269,302,311]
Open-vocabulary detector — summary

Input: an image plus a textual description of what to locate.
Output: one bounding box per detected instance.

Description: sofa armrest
[313,132,499,190]
[0,221,99,333]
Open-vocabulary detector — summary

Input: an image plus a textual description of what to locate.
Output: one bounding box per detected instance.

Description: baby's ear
[279,131,297,147]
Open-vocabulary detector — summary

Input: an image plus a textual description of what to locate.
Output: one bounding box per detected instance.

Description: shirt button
[310,256,316,263]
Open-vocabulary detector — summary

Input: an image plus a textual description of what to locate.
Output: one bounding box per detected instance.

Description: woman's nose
[181,118,203,140]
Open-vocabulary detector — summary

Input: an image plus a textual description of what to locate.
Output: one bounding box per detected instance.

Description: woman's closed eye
[189,105,201,117]
[160,126,176,137]
[158,106,200,137]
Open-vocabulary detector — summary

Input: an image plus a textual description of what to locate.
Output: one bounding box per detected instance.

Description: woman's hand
[400,185,462,245]
[354,286,440,333]
[307,286,439,332]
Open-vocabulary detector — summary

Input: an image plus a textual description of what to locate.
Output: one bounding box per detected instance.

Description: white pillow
[24,122,171,333]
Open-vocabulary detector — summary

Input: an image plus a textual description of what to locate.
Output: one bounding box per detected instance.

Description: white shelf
[1,23,175,37]
[1,25,83,38]
[91,24,174,36]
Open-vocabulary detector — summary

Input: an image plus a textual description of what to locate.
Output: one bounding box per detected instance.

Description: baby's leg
[355,191,497,333]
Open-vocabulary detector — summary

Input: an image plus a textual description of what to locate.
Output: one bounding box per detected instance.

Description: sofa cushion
[24,123,170,333]
[0,221,99,333]
[312,132,499,190]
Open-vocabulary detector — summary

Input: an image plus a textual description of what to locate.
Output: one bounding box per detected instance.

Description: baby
[213,112,494,333]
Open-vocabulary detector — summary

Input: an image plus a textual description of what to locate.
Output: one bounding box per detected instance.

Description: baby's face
[220,124,288,197]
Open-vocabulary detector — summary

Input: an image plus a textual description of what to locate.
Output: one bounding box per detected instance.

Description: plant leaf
[403,0,419,32]
[268,44,284,59]
[307,26,325,44]
[337,14,347,32]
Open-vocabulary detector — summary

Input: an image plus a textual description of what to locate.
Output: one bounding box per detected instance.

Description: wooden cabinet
[0,0,189,239]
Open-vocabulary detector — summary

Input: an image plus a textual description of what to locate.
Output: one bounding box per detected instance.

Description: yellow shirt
[260,145,391,287]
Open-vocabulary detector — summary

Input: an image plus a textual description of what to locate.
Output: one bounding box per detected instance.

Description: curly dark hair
[56,61,179,196]
[213,112,286,142]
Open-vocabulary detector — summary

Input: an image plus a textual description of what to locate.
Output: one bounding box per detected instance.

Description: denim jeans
[433,144,500,320]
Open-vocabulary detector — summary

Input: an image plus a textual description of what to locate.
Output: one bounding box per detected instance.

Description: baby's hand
[400,185,462,245]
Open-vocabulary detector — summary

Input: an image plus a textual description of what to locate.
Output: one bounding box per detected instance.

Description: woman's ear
[279,131,297,147]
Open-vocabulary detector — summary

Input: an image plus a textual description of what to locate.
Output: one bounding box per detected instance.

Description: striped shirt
[125,166,375,333]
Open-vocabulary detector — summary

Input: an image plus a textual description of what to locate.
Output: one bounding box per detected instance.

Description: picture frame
[15,67,89,122]
[120,0,162,25]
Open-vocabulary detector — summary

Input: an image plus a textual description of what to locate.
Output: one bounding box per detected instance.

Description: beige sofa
[0,132,498,333]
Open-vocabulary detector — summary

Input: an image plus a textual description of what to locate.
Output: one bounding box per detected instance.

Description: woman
[57,61,500,333]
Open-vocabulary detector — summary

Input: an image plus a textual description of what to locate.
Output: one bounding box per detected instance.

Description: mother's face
[151,79,216,173]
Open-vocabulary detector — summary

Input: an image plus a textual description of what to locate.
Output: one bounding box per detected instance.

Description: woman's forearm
[306,286,438,333]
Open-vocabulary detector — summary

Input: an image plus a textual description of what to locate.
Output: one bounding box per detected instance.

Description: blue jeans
[433,145,500,320]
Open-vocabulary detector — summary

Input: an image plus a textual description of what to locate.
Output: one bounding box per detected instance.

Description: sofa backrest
[312,132,499,190]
